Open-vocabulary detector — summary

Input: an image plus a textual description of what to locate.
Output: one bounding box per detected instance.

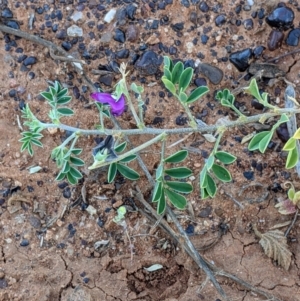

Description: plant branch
[39,107,300,136]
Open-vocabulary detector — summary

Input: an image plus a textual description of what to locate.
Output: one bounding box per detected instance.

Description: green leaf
[55,171,65,181]
[162,76,176,95]
[220,99,231,107]
[108,162,117,183]
[293,128,300,139]
[206,173,217,197]
[31,139,43,147]
[156,164,163,180]
[114,141,127,153]
[283,138,296,151]
[288,186,295,201]
[116,164,140,180]
[179,67,193,92]
[258,131,273,153]
[211,164,232,182]
[152,181,163,203]
[49,86,57,97]
[57,108,74,116]
[28,143,33,156]
[186,86,209,103]
[248,131,270,151]
[165,188,187,209]
[67,172,77,185]
[57,88,68,99]
[164,150,188,163]
[206,155,215,170]
[165,167,192,178]
[71,148,82,155]
[244,78,263,102]
[119,154,137,163]
[69,156,85,166]
[163,67,172,81]
[40,91,53,102]
[178,91,188,102]
[69,166,82,179]
[163,56,173,71]
[171,61,184,84]
[200,167,207,188]
[54,81,60,92]
[62,161,70,173]
[201,188,210,199]
[157,191,166,214]
[165,181,193,193]
[56,96,72,105]
[215,151,237,164]
[286,147,299,169]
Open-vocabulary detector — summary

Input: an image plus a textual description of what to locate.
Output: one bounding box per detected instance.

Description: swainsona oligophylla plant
[19,58,300,214]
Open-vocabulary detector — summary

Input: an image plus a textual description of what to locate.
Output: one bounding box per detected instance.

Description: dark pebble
[29,216,41,229]
[190,11,198,24]
[116,8,127,26]
[0,279,8,289]
[19,99,25,110]
[181,0,190,8]
[185,224,194,235]
[80,271,86,277]
[194,77,207,87]
[201,34,209,44]
[286,28,300,46]
[267,29,284,51]
[169,46,177,55]
[126,25,139,42]
[266,6,294,30]
[5,20,20,30]
[97,217,105,228]
[114,28,126,43]
[56,29,67,40]
[135,50,161,75]
[243,171,254,180]
[243,18,253,30]
[61,41,72,51]
[9,89,17,97]
[99,74,113,86]
[27,185,34,192]
[258,8,265,19]
[251,99,264,110]
[57,243,66,249]
[58,182,68,189]
[198,206,212,218]
[0,199,5,206]
[197,63,223,85]
[276,124,290,143]
[126,4,137,19]
[20,239,29,247]
[175,114,188,125]
[229,48,253,72]
[73,86,80,99]
[83,277,90,283]
[115,48,129,59]
[235,5,242,14]
[199,1,209,12]
[171,22,184,32]
[215,14,226,26]
[236,19,242,26]
[152,117,164,125]
[253,45,265,58]
[63,186,71,198]
[2,7,13,18]
[23,56,37,66]
[36,7,44,14]
[28,72,35,80]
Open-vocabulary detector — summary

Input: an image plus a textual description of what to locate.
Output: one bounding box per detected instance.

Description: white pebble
[67,25,83,37]
[104,8,116,23]
[71,11,83,22]
[247,0,254,6]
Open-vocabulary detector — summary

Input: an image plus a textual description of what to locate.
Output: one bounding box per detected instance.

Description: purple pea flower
[90,92,126,116]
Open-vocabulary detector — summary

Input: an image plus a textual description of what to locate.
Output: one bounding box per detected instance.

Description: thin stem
[88,132,167,169]
[100,111,104,130]
[182,103,197,128]
[59,132,77,149]
[39,107,300,137]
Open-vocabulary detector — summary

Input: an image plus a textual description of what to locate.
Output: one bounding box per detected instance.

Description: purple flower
[90,92,126,116]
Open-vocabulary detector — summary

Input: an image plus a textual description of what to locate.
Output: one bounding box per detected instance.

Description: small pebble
[104,8,116,23]
[266,6,294,30]
[20,239,29,247]
[215,14,226,26]
[267,29,284,51]
[198,63,223,85]
[185,224,194,235]
[286,28,300,46]
[114,28,126,43]
[199,1,209,12]
[67,25,83,37]
[198,206,212,218]
[243,18,253,30]
[63,186,71,198]
[0,279,8,289]
[229,48,252,72]
[23,56,37,66]
[243,171,254,180]
[2,7,13,18]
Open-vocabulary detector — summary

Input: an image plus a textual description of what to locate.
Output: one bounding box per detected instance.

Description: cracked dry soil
[0,0,300,300]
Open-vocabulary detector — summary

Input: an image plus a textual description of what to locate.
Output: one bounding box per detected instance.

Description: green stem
[89,132,167,169]
[124,90,143,129]
[39,107,300,137]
